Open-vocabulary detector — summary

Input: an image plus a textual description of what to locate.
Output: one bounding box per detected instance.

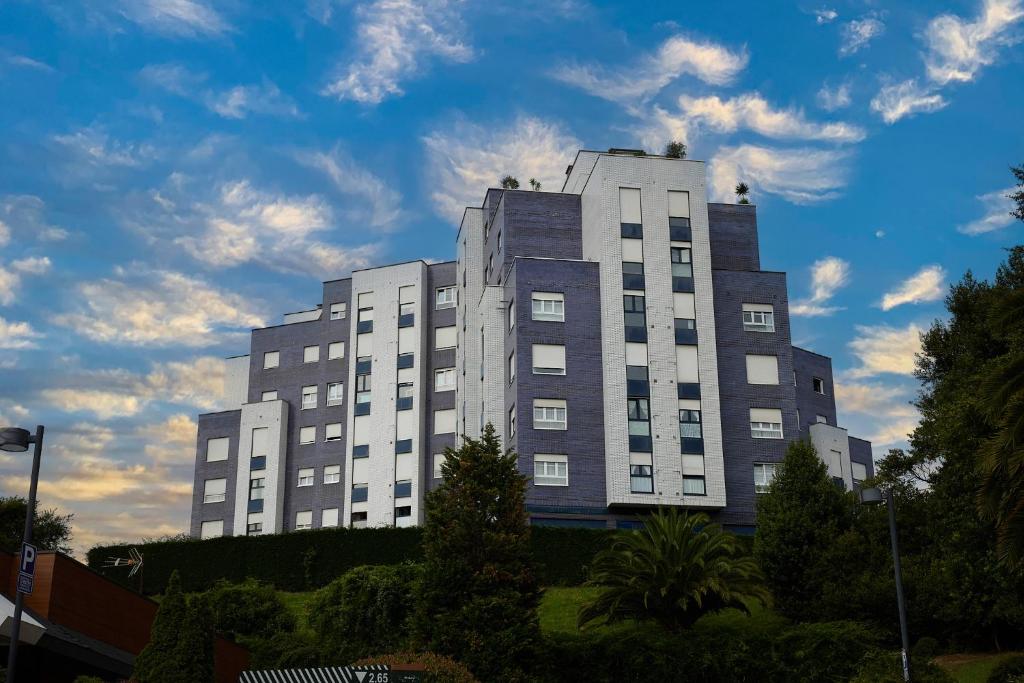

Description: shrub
[309,562,421,661]
[353,653,478,683]
[849,650,955,683]
[772,621,882,682]
[203,578,296,643]
[249,630,323,671]
[913,636,941,660]
[133,571,214,683]
[989,655,1024,683]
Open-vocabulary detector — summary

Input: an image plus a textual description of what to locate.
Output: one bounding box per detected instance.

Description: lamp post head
[859,486,884,506]
[0,427,32,453]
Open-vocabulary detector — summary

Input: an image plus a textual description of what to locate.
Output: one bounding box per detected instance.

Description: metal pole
[6,425,43,682]
[887,490,912,682]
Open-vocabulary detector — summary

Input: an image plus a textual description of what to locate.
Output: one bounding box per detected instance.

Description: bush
[849,650,955,683]
[913,636,941,660]
[309,562,421,661]
[249,630,322,671]
[989,655,1024,683]
[203,578,296,642]
[772,621,882,682]
[87,525,609,593]
[353,653,478,683]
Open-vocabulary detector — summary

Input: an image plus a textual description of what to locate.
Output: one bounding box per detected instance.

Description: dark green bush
[248,630,323,671]
[772,621,882,682]
[203,578,296,642]
[309,562,421,661]
[87,525,609,593]
[988,655,1024,683]
[353,653,478,683]
[913,636,941,660]
[849,650,955,683]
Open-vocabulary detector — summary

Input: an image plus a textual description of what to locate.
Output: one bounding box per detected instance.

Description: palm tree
[664,141,687,159]
[577,509,770,632]
[735,182,750,204]
[500,175,519,190]
[529,178,541,191]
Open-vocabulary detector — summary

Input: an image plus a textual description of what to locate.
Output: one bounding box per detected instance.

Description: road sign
[17,542,37,595]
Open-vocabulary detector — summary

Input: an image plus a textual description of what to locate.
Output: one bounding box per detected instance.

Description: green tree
[134,571,214,683]
[500,175,520,190]
[754,440,850,621]
[528,178,541,191]
[735,182,751,204]
[0,497,73,553]
[578,509,769,632]
[204,578,295,643]
[414,424,540,683]
[1010,163,1024,222]
[664,140,687,158]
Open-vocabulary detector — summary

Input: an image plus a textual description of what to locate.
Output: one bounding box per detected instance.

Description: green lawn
[936,652,1022,683]
[278,591,315,635]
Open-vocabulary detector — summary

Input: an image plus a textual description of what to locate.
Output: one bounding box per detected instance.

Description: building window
[263,351,279,369]
[301,385,317,410]
[206,437,229,462]
[249,477,265,500]
[434,409,456,435]
[509,404,516,437]
[325,423,342,442]
[330,302,347,320]
[679,409,702,438]
[624,294,647,342]
[327,382,344,406]
[435,325,457,350]
[299,426,315,444]
[742,305,775,332]
[324,464,341,484]
[358,306,374,323]
[816,414,828,424]
[534,454,568,486]
[351,511,368,528]
[436,286,456,309]
[750,408,784,439]
[200,520,223,539]
[508,350,516,383]
[203,478,226,504]
[251,427,268,458]
[295,510,313,530]
[532,292,565,322]
[487,254,493,281]
[813,377,826,394]
[435,367,456,392]
[246,515,262,536]
[328,341,345,360]
[627,398,651,435]
[356,373,371,404]
[532,344,566,375]
[630,464,654,493]
[496,230,503,252]
[745,354,780,385]
[852,462,868,483]
[396,506,412,519]
[508,298,515,331]
[303,345,319,363]
[397,382,414,410]
[622,261,645,290]
[754,463,778,493]
[261,391,277,402]
[322,508,339,527]
[432,453,446,479]
[683,475,706,495]
[298,468,314,487]
[533,399,567,430]
[671,247,693,277]
[619,187,643,237]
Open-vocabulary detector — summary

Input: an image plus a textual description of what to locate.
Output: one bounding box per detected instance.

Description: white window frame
[297,468,315,488]
[435,326,457,350]
[295,510,313,530]
[534,454,568,486]
[432,453,446,479]
[299,426,316,444]
[532,292,565,322]
[813,377,826,395]
[301,385,317,410]
[533,400,567,430]
[742,308,775,333]
[754,463,778,493]
[509,405,516,436]
[532,344,566,375]
[435,286,456,309]
[263,351,279,369]
[206,437,229,462]
[303,345,319,363]
[321,508,339,527]
[328,341,345,360]
[434,367,456,392]
[325,423,342,442]
[327,382,344,406]
[203,478,226,504]
[200,520,223,539]
[508,298,515,331]
[330,303,347,320]
[508,350,516,383]
[750,421,784,439]
[324,464,341,484]
[816,414,828,424]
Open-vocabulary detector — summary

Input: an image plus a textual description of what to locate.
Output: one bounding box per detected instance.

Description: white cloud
[117,0,231,38]
[0,195,69,242]
[880,265,946,310]
[550,34,748,104]
[6,54,55,72]
[141,64,301,120]
[816,82,852,111]
[11,256,52,275]
[924,0,1024,85]
[815,8,838,24]
[958,185,1018,234]
[847,323,924,378]
[322,0,474,104]
[56,268,265,347]
[791,256,851,317]
[675,93,865,143]
[870,79,948,124]
[0,256,51,304]
[41,389,145,420]
[834,378,921,446]
[51,127,155,168]
[137,414,198,466]
[708,144,852,204]
[0,268,16,305]
[875,229,886,238]
[0,316,42,349]
[840,16,885,56]
[296,146,405,230]
[0,221,8,247]
[422,114,582,224]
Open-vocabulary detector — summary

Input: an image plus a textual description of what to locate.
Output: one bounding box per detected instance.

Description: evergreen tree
[134,571,214,683]
[414,423,540,682]
[0,497,73,553]
[754,440,849,621]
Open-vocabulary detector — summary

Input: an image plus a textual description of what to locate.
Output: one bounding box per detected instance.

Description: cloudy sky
[0,0,1021,554]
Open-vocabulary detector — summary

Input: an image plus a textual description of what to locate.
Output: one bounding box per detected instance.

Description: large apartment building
[190,149,873,539]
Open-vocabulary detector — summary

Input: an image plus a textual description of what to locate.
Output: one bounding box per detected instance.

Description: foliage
[248,629,322,671]
[0,496,73,554]
[500,175,519,189]
[578,509,769,631]
[754,439,850,621]
[988,655,1024,683]
[735,181,750,203]
[1011,164,1024,222]
[88,525,605,593]
[133,571,214,683]
[203,578,296,643]
[664,140,687,158]
[850,650,956,683]
[353,653,478,683]
[914,636,941,660]
[308,562,420,661]
[528,178,541,191]
[772,621,883,683]
[414,424,541,683]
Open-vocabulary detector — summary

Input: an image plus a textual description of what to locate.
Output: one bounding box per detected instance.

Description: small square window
[299,426,316,444]
[816,414,828,424]
[534,455,568,486]
[327,382,344,406]
[435,287,456,309]
[203,478,226,504]
[261,390,277,402]
[303,345,319,363]
[754,463,778,493]
[813,377,826,394]
[295,510,313,530]
[297,468,314,487]
[325,423,342,441]
[328,341,345,360]
[302,385,317,409]
[330,303,347,320]
[533,400,567,430]
[531,292,565,322]
[263,351,279,369]
[322,507,339,527]
[435,368,456,392]
[324,464,341,484]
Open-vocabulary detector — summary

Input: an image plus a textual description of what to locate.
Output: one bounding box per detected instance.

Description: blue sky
[0,0,1021,552]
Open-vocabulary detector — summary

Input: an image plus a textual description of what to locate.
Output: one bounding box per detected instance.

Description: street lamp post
[1,425,44,682]
[860,486,911,682]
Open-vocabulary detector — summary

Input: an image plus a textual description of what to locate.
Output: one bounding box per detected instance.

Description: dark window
[674,318,698,344]
[351,511,368,524]
[628,398,652,451]
[626,365,650,396]
[623,295,646,327]
[397,352,414,369]
[669,216,692,241]
[813,377,825,394]
[395,481,412,498]
[622,262,645,290]
[351,485,368,503]
[247,522,262,535]
[395,506,412,518]
[621,222,643,238]
[630,465,654,493]
[671,247,693,277]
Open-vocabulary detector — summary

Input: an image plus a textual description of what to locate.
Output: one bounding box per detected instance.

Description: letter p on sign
[20,543,36,575]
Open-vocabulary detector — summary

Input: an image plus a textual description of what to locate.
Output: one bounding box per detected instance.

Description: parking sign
[17,542,37,595]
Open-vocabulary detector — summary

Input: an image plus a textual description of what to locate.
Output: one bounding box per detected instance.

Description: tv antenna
[104,548,144,592]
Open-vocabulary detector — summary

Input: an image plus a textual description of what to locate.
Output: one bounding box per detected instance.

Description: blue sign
[17,542,37,595]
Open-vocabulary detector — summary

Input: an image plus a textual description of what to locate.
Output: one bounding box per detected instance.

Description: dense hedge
[87,525,615,594]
